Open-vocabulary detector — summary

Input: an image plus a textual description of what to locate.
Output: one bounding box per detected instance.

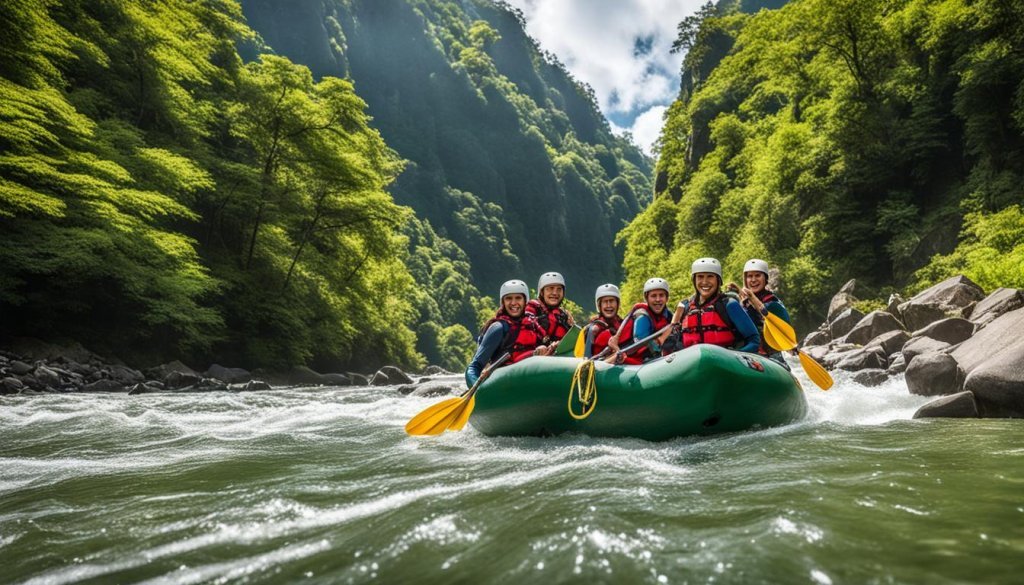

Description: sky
[503,0,706,156]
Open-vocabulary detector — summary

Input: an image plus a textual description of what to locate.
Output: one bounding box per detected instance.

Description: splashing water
[2,360,1022,584]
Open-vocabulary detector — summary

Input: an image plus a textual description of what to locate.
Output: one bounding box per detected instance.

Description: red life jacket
[682,293,737,349]
[525,299,572,343]
[744,289,781,356]
[480,313,543,364]
[585,314,624,357]
[619,302,672,363]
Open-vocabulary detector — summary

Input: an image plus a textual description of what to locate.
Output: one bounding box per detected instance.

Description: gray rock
[886,293,905,317]
[905,353,964,397]
[897,275,986,331]
[146,360,200,381]
[1,377,25,394]
[902,336,952,364]
[288,366,326,385]
[963,353,1024,417]
[9,360,33,376]
[911,318,974,346]
[864,330,911,356]
[397,383,417,395]
[204,364,251,384]
[164,371,202,389]
[409,382,458,397]
[951,307,1024,373]
[836,347,887,372]
[176,378,228,393]
[852,369,888,387]
[804,345,831,362]
[378,366,414,385]
[887,353,907,375]
[34,365,61,388]
[422,365,454,376]
[838,278,858,295]
[346,372,369,386]
[913,391,979,418]
[320,373,351,386]
[802,328,831,348]
[127,381,165,395]
[107,365,145,385]
[369,371,391,386]
[822,346,861,370]
[970,287,1024,328]
[843,311,905,345]
[231,380,272,392]
[829,307,864,340]
[82,379,126,392]
[827,292,857,324]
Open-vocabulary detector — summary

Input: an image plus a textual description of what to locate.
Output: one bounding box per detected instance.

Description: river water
[2,364,1023,584]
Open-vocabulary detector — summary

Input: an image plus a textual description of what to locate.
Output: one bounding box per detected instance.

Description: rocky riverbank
[0,338,460,397]
[802,275,1024,418]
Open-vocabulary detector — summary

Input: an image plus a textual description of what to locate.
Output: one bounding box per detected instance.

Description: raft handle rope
[568,359,598,420]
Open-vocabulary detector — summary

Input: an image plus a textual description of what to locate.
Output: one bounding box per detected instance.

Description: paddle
[405,352,511,436]
[553,326,582,356]
[762,312,833,391]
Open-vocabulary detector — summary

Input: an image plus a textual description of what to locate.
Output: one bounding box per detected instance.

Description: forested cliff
[620,0,1024,330]
[0,0,651,372]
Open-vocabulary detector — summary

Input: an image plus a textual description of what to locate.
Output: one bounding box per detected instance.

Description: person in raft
[731,258,793,368]
[465,279,549,387]
[605,277,673,364]
[525,271,575,350]
[660,257,760,355]
[582,283,624,358]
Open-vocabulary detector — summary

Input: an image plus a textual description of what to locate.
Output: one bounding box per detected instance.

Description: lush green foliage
[622,0,1024,328]
[0,0,422,369]
[241,0,654,315]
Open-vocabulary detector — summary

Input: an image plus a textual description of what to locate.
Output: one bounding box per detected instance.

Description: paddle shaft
[594,324,673,361]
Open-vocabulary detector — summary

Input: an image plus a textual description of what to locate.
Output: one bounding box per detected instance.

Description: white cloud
[503,0,705,123]
[627,105,667,156]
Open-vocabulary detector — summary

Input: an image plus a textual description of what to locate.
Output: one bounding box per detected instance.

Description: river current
[2,363,1022,584]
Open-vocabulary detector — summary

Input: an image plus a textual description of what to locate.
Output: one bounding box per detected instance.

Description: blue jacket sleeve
[465,322,505,388]
[765,300,791,324]
[726,299,761,353]
[632,311,657,353]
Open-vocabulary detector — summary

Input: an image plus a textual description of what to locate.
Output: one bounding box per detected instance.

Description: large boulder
[409,382,459,397]
[951,307,1024,373]
[164,371,202,389]
[288,366,326,385]
[826,279,859,322]
[887,353,907,375]
[33,365,62,389]
[319,373,351,386]
[885,293,905,318]
[963,354,1024,417]
[897,275,986,331]
[346,372,369,386]
[863,330,911,357]
[369,371,391,386]
[422,365,454,376]
[204,364,251,384]
[911,318,974,346]
[836,347,887,372]
[901,336,952,364]
[852,369,888,387]
[822,346,861,370]
[1,377,25,394]
[8,360,33,376]
[801,328,831,348]
[913,391,979,418]
[843,311,905,345]
[969,287,1024,328]
[378,366,414,385]
[905,353,964,397]
[147,360,200,381]
[829,307,864,340]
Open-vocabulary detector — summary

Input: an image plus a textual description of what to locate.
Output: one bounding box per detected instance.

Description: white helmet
[691,257,723,279]
[537,271,566,295]
[499,279,529,303]
[744,258,770,276]
[594,283,621,309]
[643,277,670,297]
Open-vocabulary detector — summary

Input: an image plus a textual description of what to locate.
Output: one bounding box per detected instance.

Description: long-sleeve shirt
[465,321,505,388]
[724,299,761,353]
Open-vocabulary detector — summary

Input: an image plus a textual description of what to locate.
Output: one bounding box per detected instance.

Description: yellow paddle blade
[574,327,586,357]
[447,395,476,431]
[764,312,797,351]
[405,397,465,435]
[798,350,833,391]
[762,319,785,352]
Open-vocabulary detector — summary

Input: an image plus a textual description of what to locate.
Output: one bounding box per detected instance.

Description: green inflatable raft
[469,344,808,441]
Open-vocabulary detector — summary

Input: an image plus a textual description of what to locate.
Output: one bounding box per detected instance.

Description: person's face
[598,296,619,319]
[503,293,526,317]
[646,289,668,312]
[541,285,564,306]
[695,273,720,299]
[744,271,766,293]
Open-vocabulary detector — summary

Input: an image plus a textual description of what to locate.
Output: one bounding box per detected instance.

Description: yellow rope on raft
[568,359,598,420]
